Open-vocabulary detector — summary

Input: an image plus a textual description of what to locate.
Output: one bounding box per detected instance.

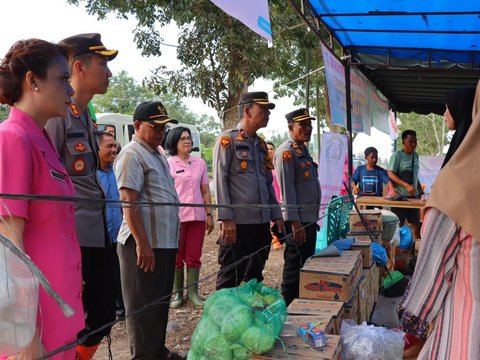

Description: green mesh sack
[189,317,219,355]
[188,279,286,360]
[230,343,250,360]
[203,332,233,360]
[221,304,253,341]
[241,326,276,354]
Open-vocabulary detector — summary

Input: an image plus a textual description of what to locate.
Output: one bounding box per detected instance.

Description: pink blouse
[168,155,210,222]
[0,108,84,359]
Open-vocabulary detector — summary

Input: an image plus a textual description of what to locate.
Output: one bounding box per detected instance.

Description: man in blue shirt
[97,131,124,318]
[351,146,395,197]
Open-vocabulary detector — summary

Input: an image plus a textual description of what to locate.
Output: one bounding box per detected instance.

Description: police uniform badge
[304,170,310,177]
[236,135,245,141]
[220,136,231,149]
[70,103,80,117]
[240,160,248,169]
[75,143,86,152]
[282,150,293,163]
[73,158,86,172]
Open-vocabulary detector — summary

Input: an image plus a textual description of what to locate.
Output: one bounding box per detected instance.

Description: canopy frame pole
[344,52,353,184]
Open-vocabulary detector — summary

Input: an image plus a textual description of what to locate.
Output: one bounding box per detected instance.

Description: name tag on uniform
[50,170,66,182]
[176,169,185,174]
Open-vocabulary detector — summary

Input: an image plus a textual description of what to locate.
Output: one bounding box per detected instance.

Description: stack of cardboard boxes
[255,210,386,359]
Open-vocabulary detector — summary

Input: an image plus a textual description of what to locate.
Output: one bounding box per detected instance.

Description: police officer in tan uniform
[275,108,321,305]
[214,91,285,289]
[45,33,118,359]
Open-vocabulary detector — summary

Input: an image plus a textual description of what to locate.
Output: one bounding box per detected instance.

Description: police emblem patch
[70,103,80,117]
[282,150,293,162]
[75,143,86,152]
[73,158,86,172]
[220,136,231,149]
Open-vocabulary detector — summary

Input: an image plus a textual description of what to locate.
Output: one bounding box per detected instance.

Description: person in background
[104,123,122,153]
[115,101,185,360]
[97,131,124,319]
[0,39,83,359]
[213,91,285,290]
[388,129,421,239]
[441,87,476,168]
[45,33,118,359]
[275,108,321,306]
[397,80,480,360]
[165,126,214,309]
[266,142,281,201]
[266,141,283,250]
[351,146,395,197]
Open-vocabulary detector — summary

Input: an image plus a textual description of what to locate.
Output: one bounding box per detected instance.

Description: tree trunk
[221,83,248,130]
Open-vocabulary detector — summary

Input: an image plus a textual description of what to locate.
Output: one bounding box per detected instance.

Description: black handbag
[398,155,423,199]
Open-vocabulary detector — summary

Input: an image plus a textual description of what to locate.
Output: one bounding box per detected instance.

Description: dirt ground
[94,223,285,359]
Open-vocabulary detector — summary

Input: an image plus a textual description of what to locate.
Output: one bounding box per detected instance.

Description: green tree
[67,0,327,129]
[267,131,289,148]
[0,105,9,120]
[396,112,447,156]
[92,71,199,125]
[92,70,155,114]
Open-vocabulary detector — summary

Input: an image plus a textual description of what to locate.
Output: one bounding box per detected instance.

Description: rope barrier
[0,193,332,359]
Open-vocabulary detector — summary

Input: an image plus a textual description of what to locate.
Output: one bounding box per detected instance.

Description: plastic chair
[321,196,353,246]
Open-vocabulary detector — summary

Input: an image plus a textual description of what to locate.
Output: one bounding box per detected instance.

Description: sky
[2,0,394,159]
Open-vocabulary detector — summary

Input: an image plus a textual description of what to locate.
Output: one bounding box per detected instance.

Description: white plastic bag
[0,242,38,354]
[341,320,404,360]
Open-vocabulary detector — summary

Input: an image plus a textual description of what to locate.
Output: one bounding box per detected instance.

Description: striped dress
[399,207,480,359]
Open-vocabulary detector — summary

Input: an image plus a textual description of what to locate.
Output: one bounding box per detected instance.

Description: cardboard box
[370,264,381,306]
[343,289,360,324]
[300,251,363,302]
[287,315,335,335]
[414,239,422,256]
[349,209,382,233]
[358,273,369,323]
[288,299,344,335]
[348,231,382,244]
[251,334,342,359]
[382,241,396,271]
[348,240,373,268]
[395,246,412,272]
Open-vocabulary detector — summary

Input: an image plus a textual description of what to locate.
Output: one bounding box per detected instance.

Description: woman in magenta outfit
[165,126,214,309]
[0,39,84,359]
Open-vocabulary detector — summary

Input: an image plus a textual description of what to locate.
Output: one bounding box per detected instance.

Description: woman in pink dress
[0,39,84,359]
[165,126,214,309]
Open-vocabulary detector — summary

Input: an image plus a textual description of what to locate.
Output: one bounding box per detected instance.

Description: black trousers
[77,246,116,347]
[281,222,318,306]
[118,237,176,360]
[216,223,271,290]
[113,243,125,317]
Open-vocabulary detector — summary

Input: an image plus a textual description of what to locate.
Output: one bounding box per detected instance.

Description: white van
[96,113,201,157]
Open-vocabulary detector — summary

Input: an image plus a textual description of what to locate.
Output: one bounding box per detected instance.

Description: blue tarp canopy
[292,0,480,114]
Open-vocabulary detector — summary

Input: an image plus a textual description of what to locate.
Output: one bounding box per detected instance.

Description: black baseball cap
[238,91,275,109]
[133,101,178,124]
[61,33,118,61]
[285,108,316,123]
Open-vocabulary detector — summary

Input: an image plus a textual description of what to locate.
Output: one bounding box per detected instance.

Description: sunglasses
[143,122,169,132]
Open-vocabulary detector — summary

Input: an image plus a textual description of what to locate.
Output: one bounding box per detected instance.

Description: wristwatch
[207,212,214,217]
